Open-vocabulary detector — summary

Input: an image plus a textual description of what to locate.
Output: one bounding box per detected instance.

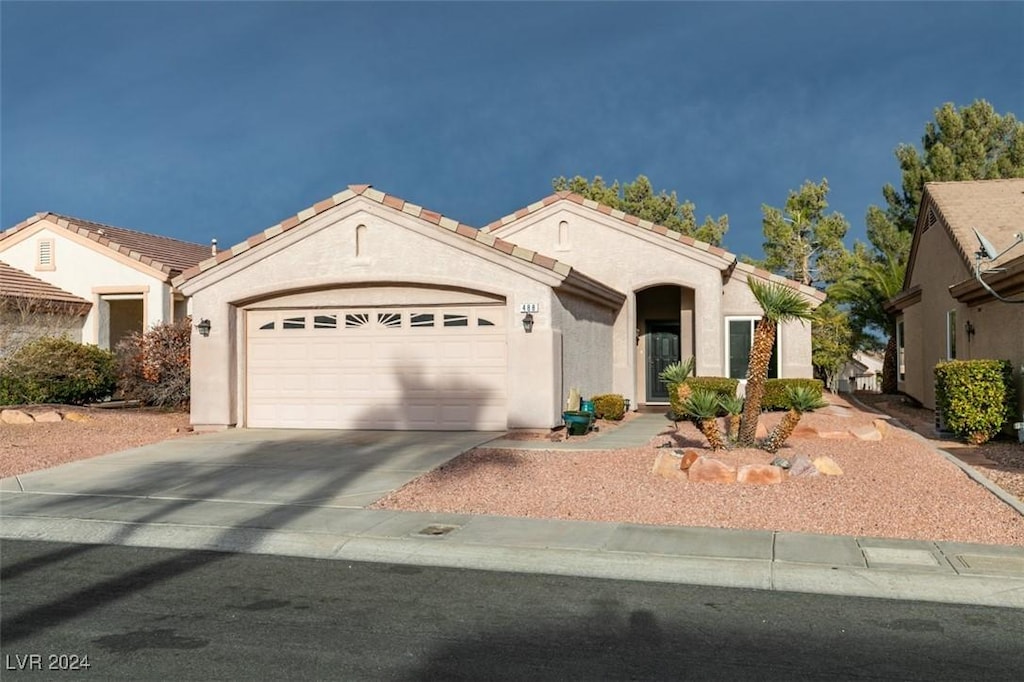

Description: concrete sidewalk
[2,419,1023,609]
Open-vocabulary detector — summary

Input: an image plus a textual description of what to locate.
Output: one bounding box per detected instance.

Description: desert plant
[658,356,695,386]
[738,280,815,446]
[719,394,744,443]
[669,376,739,419]
[680,388,726,451]
[116,318,192,409]
[591,393,626,420]
[761,386,828,454]
[0,336,116,405]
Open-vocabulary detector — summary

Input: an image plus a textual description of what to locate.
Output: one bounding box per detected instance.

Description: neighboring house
[0,213,211,350]
[0,260,92,354]
[886,178,1024,411]
[837,351,883,393]
[176,185,824,432]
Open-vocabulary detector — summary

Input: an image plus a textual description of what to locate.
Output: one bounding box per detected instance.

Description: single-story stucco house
[0,213,211,350]
[0,260,92,354]
[175,185,824,431]
[887,178,1024,413]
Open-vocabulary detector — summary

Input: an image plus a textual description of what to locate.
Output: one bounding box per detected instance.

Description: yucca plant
[659,356,695,386]
[681,388,726,451]
[719,395,744,443]
[761,386,828,454]
[738,280,814,446]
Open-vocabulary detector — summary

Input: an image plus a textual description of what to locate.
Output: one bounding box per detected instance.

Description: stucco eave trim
[949,256,1024,304]
[556,270,627,310]
[884,285,922,313]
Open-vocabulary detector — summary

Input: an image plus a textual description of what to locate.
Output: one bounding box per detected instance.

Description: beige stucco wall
[964,296,1024,419]
[181,199,577,430]
[898,224,975,408]
[492,205,729,404]
[0,308,86,355]
[552,290,616,405]
[0,222,172,348]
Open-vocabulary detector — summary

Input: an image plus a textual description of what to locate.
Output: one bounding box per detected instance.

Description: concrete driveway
[1,429,499,508]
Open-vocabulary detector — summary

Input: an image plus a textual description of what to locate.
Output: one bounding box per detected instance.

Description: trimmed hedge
[761,378,825,411]
[669,377,739,418]
[0,337,117,406]
[935,359,1016,444]
[591,393,626,421]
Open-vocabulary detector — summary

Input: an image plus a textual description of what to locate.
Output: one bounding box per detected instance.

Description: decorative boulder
[813,456,844,476]
[788,454,820,478]
[770,456,791,470]
[651,452,688,481]
[851,425,883,441]
[34,410,63,423]
[688,457,737,484]
[679,450,701,470]
[737,464,784,485]
[64,412,90,422]
[1,409,34,424]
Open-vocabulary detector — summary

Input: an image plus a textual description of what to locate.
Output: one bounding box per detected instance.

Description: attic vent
[925,209,938,231]
[36,238,55,270]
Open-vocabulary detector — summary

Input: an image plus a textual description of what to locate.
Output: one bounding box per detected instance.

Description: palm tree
[681,389,726,451]
[761,386,828,454]
[738,280,815,446]
[828,256,905,393]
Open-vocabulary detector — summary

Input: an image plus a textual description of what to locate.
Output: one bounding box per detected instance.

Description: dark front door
[646,322,680,402]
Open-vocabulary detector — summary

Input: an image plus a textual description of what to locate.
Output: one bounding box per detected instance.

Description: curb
[3,515,1022,609]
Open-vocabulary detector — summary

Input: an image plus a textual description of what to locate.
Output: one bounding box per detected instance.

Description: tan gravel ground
[375,395,1024,547]
[0,406,192,478]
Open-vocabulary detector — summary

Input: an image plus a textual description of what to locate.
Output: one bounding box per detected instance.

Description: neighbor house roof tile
[1,213,210,279]
[0,260,91,311]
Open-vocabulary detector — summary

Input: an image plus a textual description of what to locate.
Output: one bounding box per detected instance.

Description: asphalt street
[2,540,1022,681]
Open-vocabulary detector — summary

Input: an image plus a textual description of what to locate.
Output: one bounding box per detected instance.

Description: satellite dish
[973,228,999,260]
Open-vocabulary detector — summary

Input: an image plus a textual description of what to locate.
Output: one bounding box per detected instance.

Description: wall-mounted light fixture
[196,318,212,337]
[965,320,976,340]
[522,312,534,333]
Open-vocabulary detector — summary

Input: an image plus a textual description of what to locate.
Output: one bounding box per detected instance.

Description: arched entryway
[635,284,695,404]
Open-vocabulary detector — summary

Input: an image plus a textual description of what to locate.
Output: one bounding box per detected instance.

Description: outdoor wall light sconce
[522,312,534,333]
[965,320,976,340]
[196,318,212,337]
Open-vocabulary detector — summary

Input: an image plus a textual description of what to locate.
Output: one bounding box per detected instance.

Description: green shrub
[116,318,191,409]
[591,393,626,420]
[668,377,739,418]
[761,378,824,411]
[935,360,1016,444]
[0,337,116,405]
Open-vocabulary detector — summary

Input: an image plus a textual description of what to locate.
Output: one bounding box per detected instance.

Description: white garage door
[246,305,507,430]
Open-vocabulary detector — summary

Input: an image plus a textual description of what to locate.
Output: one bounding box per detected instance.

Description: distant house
[175,184,823,432]
[837,351,883,393]
[0,213,210,350]
[0,260,91,354]
[886,179,1024,411]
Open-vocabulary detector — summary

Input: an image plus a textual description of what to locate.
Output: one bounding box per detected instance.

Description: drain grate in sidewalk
[416,524,459,537]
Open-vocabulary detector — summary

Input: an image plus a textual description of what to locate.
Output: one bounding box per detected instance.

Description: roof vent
[925,209,937,230]
[211,238,218,256]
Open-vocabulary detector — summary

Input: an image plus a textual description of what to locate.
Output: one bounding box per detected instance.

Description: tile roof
[173,184,824,302]
[176,184,581,284]
[484,190,825,301]
[1,213,211,278]
[923,178,1024,270]
[0,260,91,310]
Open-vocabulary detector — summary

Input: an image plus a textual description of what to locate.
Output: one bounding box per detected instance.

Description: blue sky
[3,1,1022,263]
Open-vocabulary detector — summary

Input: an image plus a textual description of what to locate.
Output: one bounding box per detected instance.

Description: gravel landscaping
[3,396,1022,547]
[375,395,1024,547]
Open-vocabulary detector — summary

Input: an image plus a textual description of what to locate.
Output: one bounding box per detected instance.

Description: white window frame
[896,319,906,382]
[725,316,782,381]
[945,310,957,360]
